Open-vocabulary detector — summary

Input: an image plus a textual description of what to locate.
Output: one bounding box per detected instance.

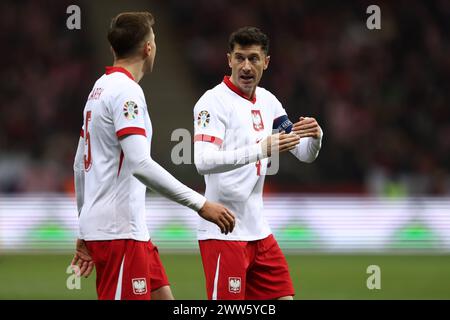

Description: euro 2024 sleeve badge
[197,110,210,128]
[123,101,139,120]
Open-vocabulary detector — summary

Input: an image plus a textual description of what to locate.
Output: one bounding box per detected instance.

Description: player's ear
[144,40,152,57]
[263,55,270,70]
[227,53,232,68]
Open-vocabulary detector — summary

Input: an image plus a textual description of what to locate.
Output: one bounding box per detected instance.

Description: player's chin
[238,83,255,97]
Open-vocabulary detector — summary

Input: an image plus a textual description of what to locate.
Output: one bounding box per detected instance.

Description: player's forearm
[133,158,207,211]
[73,137,85,216]
[290,128,323,163]
[120,135,206,211]
[194,141,263,175]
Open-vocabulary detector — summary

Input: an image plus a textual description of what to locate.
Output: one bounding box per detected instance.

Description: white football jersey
[78,67,152,241]
[194,76,287,241]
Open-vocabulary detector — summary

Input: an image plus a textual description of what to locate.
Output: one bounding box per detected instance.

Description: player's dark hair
[107,12,155,59]
[228,26,269,55]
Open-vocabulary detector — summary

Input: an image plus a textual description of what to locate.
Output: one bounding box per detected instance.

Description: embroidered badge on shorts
[197,110,210,128]
[228,277,241,293]
[123,101,139,120]
[132,278,147,295]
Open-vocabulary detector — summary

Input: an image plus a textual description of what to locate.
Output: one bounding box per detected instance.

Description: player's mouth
[239,74,255,85]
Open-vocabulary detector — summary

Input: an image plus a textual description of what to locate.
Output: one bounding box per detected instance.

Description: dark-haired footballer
[193,26,323,300]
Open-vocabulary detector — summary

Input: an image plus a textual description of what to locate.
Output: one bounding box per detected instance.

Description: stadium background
[0,0,449,299]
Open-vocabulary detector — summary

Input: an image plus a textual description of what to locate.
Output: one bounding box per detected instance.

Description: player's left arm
[73,136,84,216]
[290,116,323,163]
[271,94,323,163]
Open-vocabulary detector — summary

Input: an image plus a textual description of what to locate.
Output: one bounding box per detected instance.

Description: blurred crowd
[167,0,450,195]
[0,0,95,193]
[1,0,449,195]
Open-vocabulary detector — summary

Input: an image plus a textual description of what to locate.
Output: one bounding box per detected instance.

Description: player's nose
[242,59,251,71]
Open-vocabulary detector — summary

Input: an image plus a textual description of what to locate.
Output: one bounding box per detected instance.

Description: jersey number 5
[255,160,261,176]
[84,111,92,171]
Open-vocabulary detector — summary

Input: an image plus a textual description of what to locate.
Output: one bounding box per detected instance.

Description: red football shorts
[85,239,169,300]
[198,234,295,300]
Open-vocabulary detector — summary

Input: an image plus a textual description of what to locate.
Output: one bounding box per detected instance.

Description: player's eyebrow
[234,52,261,59]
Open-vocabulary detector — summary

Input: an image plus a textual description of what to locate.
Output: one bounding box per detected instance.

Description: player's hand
[71,238,95,278]
[198,201,235,234]
[292,117,322,139]
[261,132,300,157]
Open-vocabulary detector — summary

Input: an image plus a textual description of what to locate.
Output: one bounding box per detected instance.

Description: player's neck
[113,59,145,83]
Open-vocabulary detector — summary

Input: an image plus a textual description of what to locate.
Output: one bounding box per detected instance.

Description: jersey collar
[105,66,135,81]
[223,76,256,104]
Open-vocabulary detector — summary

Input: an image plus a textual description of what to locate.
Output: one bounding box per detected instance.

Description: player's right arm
[193,93,299,175]
[194,133,299,175]
[119,134,235,234]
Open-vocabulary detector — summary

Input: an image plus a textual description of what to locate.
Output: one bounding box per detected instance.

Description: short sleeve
[110,85,147,138]
[193,92,226,146]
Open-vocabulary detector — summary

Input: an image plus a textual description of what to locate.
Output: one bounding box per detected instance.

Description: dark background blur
[1,0,449,196]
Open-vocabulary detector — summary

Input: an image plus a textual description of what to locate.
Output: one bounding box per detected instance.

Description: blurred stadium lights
[1,194,449,253]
